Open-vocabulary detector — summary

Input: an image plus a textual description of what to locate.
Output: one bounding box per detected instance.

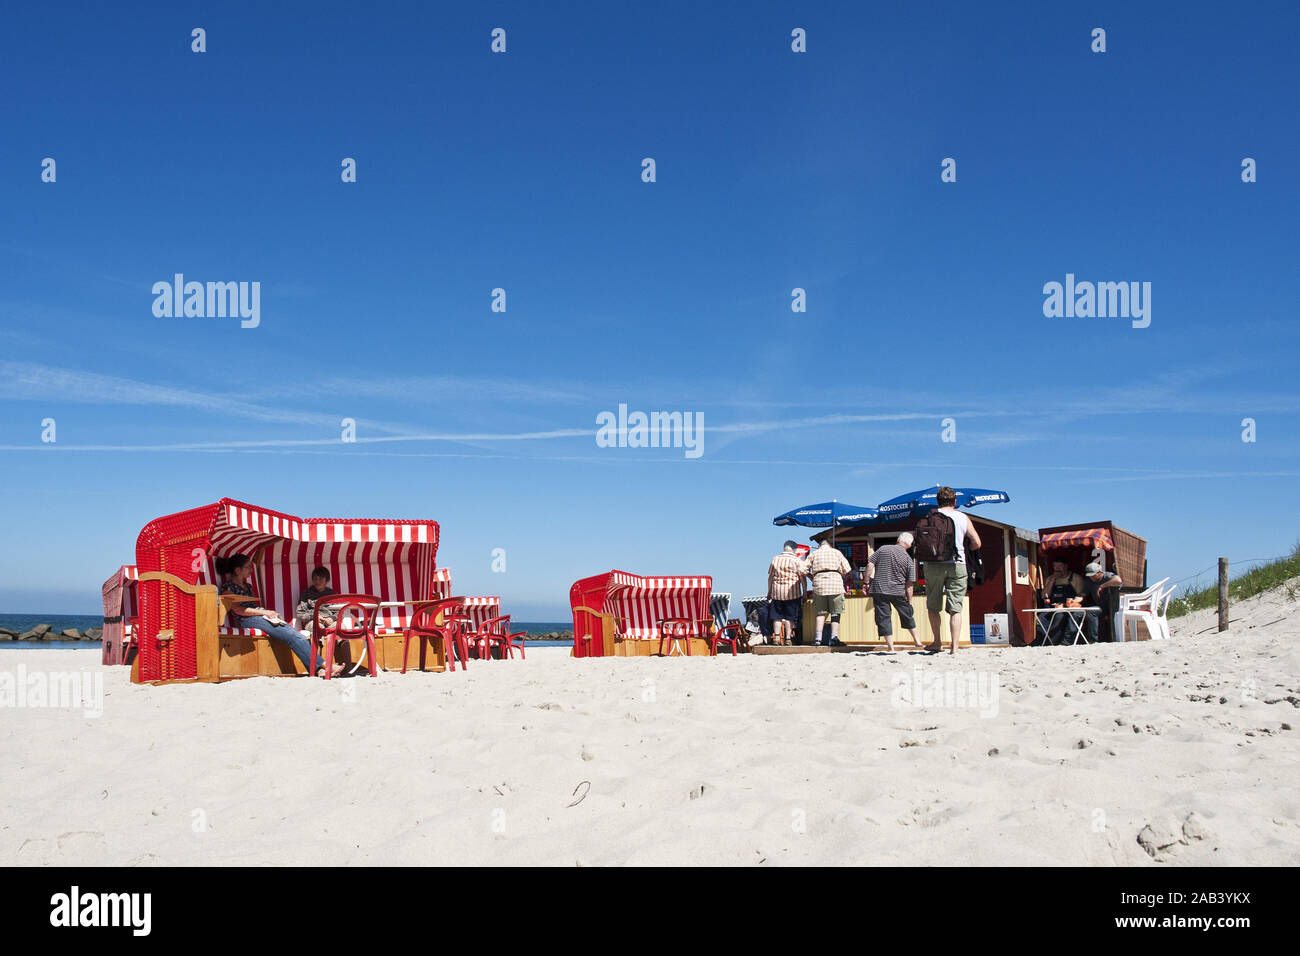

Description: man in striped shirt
[803,540,852,646]
[868,532,922,651]
[767,540,805,646]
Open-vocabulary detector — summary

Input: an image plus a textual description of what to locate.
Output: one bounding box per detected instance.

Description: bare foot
[331,662,346,677]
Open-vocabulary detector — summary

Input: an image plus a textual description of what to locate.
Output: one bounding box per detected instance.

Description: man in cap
[1082,561,1123,642]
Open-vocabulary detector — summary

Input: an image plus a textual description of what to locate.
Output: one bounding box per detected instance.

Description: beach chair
[704,591,746,655]
[133,498,442,684]
[569,571,714,658]
[311,594,380,679]
[1118,578,1174,642]
[100,565,139,666]
[403,597,470,673]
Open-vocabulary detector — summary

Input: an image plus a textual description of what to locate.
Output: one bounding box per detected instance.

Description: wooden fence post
[1217,558,1229,632]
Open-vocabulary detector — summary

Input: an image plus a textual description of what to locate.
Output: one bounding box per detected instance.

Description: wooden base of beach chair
[134,630,448,684]
[377,631,446,673]
[611,637,713,657]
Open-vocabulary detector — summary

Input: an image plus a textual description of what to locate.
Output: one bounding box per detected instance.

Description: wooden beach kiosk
[131,498,454,684]
[100,564,138,666]
[570,571,715,657]
[809,513,1042,647]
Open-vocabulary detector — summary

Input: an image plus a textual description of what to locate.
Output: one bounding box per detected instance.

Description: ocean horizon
[0,614,575,644]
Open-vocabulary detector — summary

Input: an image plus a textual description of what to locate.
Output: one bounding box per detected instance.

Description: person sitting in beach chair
[295,566,352,668]
[295,566,337,636]
[1039,558,1085,644]
[1082,561,1123,642]
[218,554,343,677]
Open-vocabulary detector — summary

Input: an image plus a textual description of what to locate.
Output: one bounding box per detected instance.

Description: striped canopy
[1040,528,1115,551]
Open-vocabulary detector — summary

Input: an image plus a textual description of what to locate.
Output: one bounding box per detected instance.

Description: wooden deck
[752,644,864,655]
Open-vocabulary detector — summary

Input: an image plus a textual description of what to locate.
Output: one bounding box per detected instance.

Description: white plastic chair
[1118,577,1174,641]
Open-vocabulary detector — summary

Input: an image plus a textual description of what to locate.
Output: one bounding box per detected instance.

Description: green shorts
[811,592,846,619]
[924,562,967,614]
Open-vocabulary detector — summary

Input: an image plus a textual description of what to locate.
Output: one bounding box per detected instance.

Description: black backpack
[914,510,958,562]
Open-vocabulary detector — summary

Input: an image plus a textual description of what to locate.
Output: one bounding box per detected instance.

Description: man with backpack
[912,486,982,655]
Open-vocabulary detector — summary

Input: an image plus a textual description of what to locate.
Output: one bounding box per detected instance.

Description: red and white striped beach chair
[133,498,443,683]
[569,571,714,658]
[100,565,139,666]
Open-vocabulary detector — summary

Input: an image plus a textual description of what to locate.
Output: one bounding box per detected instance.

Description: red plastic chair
[448,612,479,663]
[502,619,527,659]
[311,594,380,680]
[464,614,501,660]
[658,618,693,657]
[708,618,747,656]
[468,615,529,660]
[402,597,469,673]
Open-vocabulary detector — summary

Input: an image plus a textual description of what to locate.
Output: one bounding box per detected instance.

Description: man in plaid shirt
[767,540,805,646]
[804,539,852,646]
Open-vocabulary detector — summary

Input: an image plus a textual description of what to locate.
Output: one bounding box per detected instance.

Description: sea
[0,615,575,648]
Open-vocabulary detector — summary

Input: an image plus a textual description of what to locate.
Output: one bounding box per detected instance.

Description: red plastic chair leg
[365,633,378,676]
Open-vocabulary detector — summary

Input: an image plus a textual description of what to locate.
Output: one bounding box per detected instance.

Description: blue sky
[2,0,1298,617]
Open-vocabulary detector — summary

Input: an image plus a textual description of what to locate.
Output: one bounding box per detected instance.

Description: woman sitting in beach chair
[218,554,343,677]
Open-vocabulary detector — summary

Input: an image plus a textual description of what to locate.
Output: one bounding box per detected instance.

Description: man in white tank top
[924,486,981,655]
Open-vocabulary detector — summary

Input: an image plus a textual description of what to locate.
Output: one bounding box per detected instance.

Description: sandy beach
[2,586,1297,867]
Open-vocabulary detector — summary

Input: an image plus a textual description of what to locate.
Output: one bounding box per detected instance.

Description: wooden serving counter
[800,594,970,647]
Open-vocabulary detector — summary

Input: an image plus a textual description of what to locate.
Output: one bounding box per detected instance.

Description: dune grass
[1167,543,1300,619]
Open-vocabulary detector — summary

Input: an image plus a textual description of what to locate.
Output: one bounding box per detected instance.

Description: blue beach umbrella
[772,500,881,546]
[876,486,1011,521]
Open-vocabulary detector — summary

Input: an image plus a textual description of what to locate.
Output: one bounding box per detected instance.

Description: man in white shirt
[923,486,981,655]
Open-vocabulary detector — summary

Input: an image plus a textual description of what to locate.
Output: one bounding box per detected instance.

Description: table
[1025,606,1100,646]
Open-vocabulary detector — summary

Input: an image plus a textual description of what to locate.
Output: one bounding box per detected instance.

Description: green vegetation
[1167,543,1300,619]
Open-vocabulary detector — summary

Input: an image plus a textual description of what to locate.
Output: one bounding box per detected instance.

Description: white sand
[2,588,1298,866]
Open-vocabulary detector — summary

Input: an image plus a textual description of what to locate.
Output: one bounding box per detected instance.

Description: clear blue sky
[2,1,1297,617]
